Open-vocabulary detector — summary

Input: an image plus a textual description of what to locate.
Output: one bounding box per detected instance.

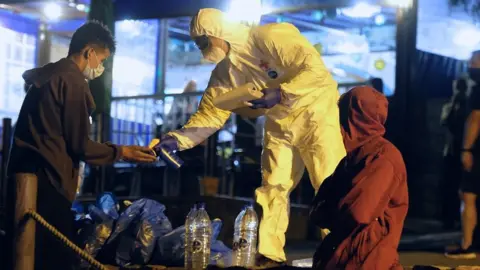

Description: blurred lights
[43,2,62,21]
[118,20,141,35]
[312,11,323,21]
[374,14,386,25]
[334,41,369,54]
[226,0,271,25]
[385,0,412,8]
[453,28,480,48]
[340,2,381,18]
[331,68,347,77]
[76,4,86,12]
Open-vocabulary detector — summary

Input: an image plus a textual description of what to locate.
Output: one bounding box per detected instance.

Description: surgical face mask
[83,51,105,80]
[203,46,227,64]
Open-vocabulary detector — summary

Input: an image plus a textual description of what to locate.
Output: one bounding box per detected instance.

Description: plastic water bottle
[190,203,212,269]
[292,258,313,267]
[232,203,258,267]
[184,204,197,268]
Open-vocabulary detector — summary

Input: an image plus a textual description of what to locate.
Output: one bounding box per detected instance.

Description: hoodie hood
[339,86,388,153]
[190,8,250,58]
[23,58,83,88]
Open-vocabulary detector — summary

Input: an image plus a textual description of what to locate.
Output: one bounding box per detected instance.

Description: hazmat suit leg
[256,117,346,262]
[298,125,346,192]
[298,125,346,239]
[255,134,305,263]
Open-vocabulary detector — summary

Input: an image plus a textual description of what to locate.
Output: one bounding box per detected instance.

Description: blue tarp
[108,198,173,266]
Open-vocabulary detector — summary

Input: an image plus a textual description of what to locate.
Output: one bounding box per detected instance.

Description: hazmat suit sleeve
[167,70,231,151]
[253,23,336,106]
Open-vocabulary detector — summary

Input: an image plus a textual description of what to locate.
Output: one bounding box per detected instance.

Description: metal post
[36,24,51,67]
[394,0,419,151]
[155,19,170,194]
[1,118,12,208]
[1,118,12,269]
[155,19,169,95]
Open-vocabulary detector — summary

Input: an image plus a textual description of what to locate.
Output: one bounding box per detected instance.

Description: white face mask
[203,47,227,64]
[83,51,105,80]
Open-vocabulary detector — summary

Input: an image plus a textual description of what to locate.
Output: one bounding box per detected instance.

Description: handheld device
[149,138,184,169]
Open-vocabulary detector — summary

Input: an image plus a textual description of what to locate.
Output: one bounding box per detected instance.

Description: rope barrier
[24,209,108,270]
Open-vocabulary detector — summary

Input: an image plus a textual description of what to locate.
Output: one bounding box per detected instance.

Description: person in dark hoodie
[7,21,156,270]
[309,86,408,269]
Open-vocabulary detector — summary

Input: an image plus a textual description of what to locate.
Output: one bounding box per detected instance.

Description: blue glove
[248,88,281,109]
[153,136,184,169]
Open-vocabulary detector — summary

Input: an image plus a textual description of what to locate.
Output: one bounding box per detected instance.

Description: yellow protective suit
[165,8,346,262]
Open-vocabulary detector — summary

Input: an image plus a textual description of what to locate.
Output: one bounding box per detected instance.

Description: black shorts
[461,161,480,195]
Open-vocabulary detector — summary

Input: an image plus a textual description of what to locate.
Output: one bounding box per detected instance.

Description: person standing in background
[440,72,471,231]
[445,50,480,259]
[164,80,199,132]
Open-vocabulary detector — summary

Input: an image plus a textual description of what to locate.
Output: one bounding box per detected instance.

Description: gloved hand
[151,136,184,169]
[246,88,281,109]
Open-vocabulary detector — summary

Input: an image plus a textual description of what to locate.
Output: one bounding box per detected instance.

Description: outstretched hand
[120,145,157,163]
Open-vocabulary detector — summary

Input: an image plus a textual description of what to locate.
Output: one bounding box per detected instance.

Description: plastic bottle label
[233,238,248,251]
[192,239,202,253]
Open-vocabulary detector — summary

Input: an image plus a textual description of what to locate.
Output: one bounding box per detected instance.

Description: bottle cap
[198,202,206,209]
[192,204,198,210]
[247,202,254,208]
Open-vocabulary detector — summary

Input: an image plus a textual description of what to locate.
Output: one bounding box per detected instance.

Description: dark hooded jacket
[310,86,408,270]
[8,58,121,201]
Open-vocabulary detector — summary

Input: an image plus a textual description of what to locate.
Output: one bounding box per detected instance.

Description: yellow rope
[24,209,108,270]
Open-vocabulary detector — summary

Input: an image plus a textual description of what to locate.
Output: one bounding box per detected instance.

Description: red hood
[338,86,388,153]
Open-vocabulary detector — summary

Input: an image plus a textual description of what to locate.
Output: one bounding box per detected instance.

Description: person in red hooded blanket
[310,86,409,269]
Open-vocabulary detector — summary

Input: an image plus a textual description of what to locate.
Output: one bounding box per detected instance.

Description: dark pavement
[285,229,480,268]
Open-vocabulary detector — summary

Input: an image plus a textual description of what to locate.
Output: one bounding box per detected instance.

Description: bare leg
[461,192,477,249]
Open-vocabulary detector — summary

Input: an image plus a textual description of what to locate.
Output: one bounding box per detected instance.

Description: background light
[374,14,386,25]
[453,28,480,48]
[226,0,271,25]
[118,20,138,33]
[43,3,62,21]
[340,2,381,18]
[385,0,413,8]
[312,11,323,21]
[76,4,86,12]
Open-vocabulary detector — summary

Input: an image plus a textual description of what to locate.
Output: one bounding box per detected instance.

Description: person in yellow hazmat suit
[151,8,346,267]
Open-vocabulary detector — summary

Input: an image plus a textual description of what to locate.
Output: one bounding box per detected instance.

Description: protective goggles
[193,35,210,51]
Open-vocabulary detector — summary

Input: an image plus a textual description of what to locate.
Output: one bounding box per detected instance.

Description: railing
[108,82,365,162]
[0,118,12,218]
[109,81,365,147]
